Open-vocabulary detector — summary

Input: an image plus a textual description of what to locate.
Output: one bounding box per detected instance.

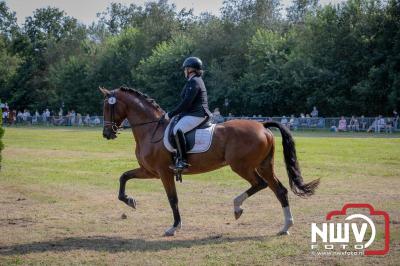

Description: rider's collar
[187,73,196,81]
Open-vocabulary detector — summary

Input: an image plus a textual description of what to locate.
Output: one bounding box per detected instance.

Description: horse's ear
[99,87,110,96]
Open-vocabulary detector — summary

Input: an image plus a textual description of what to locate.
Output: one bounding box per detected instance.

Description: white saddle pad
[163,123,216,154]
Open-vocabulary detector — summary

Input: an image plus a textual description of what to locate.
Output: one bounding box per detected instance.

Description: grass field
[0,127,399,265]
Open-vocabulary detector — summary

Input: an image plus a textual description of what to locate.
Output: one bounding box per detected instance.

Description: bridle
[103,90,165,143]
[103,91,122,133]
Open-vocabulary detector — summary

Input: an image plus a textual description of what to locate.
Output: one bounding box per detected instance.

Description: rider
[164,56,212,171]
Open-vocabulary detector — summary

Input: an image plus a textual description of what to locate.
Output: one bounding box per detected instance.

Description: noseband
[103,90,165,142]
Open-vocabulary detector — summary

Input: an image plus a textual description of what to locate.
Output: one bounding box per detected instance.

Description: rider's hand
[164,113,170,120]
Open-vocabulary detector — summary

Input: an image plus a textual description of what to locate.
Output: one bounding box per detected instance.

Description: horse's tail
[263,121,320,197]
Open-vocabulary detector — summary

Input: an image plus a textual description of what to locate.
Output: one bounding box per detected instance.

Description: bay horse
[100,86,320,236]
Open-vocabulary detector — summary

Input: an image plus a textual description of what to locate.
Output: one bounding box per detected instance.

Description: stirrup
[169,160,189,171]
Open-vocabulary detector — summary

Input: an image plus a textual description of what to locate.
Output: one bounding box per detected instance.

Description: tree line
[0,0,398,116]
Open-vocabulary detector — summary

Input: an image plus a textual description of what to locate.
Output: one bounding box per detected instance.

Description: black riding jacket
[168,75,212,118]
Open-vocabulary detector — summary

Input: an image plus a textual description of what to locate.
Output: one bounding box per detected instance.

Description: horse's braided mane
[119,86,163,112]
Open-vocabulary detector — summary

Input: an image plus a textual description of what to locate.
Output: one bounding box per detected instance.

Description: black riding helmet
[182,57,203,70]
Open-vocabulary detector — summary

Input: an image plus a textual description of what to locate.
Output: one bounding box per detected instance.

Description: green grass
[1,127,399,265]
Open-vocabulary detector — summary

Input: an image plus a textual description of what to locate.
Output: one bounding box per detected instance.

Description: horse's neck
[124,97,164,146]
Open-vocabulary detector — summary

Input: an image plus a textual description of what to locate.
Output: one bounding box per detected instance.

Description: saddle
[163,116,216,154]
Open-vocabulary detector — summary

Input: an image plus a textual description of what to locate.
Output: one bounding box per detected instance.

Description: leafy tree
[137,34,194,110]
[0,102,3,171]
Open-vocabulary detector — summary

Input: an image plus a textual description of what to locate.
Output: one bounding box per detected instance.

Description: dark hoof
[127,197,136,209]
[234,209,243,220]
[277,231,290,236]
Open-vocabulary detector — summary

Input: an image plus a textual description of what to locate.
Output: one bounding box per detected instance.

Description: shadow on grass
[0,235,273,255]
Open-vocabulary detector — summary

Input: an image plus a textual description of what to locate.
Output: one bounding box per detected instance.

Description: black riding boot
[172,129,189,171]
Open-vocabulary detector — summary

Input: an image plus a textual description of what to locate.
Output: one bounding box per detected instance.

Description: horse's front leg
[160,173,181,236]
[118,168,156,208]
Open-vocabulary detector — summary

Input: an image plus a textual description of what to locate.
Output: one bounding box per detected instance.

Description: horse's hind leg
[231,167,268,220]
[257,156,293,235]
[118,168,156,209]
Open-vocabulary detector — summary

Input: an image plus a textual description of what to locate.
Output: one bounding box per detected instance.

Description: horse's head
[100,87,127,140]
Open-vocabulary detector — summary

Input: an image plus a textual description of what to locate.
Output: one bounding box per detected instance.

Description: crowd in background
[212,107,399,133]
[2,103,399,133]
[1,104,102,127]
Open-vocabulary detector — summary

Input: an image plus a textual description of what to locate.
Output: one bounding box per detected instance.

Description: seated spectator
[385,118,393,133]
[306,114,311,127]
[349,116,359,131]
[317,118,325,128]
[359,115,367,131]
[338,116,347,131]
[367,118,378,133]
[378,115,385,132]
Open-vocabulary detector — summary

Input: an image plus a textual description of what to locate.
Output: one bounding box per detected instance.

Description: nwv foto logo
[310,203,390,256]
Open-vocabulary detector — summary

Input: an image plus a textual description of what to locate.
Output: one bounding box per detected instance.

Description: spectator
[10,110,16,125]
[306,114,311,127]
[23,109,31,123]
[2,109,8,126]
[367,118,378,133]
[212,107,224,123]
[32,110,39,124]
[393,110,399,130]
[45,108,50,121]
[288,115,298,130]
[70,110,76,125]
[77,113,83,126]
[93,116,101,125]
[17,111,23,123]
[377,115,385,132]
[41,110,47,123]
[338,116,347,131]
[84,114,91,125]
[311,106,318,117]
[281,116,288,127]
[349,116,359,131]
[359,115,367,131]
[227,113,234,121]
[385,118,393,133]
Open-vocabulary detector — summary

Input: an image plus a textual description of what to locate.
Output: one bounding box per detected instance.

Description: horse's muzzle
[103,127,117,140]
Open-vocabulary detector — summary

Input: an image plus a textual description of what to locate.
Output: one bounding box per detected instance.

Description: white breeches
[173,116,207,134]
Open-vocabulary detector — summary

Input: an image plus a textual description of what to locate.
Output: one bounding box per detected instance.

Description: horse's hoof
[164,228,176,237]
[277,231,290,236]
[164,223,181,237]
[234,209,243,220]
[127,197,136,209]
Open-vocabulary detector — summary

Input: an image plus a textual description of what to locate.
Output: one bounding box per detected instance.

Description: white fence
[6,115,399,132]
